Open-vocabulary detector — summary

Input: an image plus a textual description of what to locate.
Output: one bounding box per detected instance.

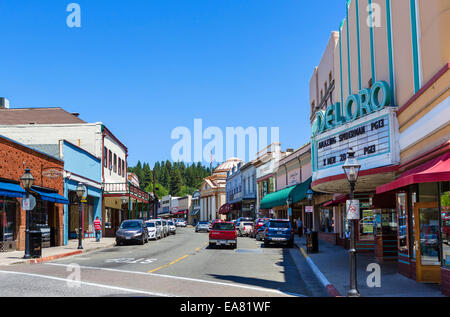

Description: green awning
[259,177,312,210]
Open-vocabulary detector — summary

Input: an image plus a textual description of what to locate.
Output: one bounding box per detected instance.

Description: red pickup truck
[209,221,237,249]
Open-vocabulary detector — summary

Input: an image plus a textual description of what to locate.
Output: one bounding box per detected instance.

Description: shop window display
[0,198,17,242]
[397,193,408,255]
[441,181,450,268]
[359,209,375,240]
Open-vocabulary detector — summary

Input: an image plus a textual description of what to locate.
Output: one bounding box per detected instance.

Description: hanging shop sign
[305,206,313,213]
[42,168,64,179]
[311,81,400,181]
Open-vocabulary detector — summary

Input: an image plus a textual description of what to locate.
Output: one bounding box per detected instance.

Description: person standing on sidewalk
[94,216,102,242]
[297,217,303,238]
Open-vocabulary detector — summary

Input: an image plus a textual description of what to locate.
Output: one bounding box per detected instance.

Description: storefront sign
[42,168,63,179]
[316,115,389,170]
[312,105,400,182]
[346,200,360,220]
[305,206,313,213]
[312,81,391,136]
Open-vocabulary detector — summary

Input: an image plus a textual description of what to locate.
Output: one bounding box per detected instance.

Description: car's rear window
[269,221,290,228]
[198,222,208,225]
[146,222,155,228]
[243,222,253,226]
[213,223,235,231]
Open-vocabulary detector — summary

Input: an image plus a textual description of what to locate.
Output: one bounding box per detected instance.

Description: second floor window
[114,154,117,173]
[109,150,112,170]
[104,147,108,168]
[118,159,121,176]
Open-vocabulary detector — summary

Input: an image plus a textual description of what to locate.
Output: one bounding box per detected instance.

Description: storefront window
[359,209,375,240]
[409,185,417,259]
[397,193,408,255]
[441,181,450,268]
[419,182,439,202]
[83,202,93,233]
[105,208,112,229]
[0,198,17,242]
[418,207,440,266]
[320,208,334,233]
[31,200,49,229]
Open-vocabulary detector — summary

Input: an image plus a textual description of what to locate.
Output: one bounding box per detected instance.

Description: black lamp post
[306,189,313,232]
[342,148,361,297]
[20,168,34,259]
[76,182,87,250]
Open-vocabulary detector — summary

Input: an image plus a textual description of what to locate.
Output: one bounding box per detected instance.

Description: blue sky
[0,0,346,166]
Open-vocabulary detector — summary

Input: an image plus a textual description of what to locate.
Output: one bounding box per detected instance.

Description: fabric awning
[377,152,450,194]
[0,181,26,198]
[31,187,69,204]
[323,194,349,207]
[173,210,187,216]
[260,177,312,210]
[219,203,232,215]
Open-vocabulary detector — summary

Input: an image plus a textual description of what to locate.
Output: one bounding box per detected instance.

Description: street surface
[0,227,310,297]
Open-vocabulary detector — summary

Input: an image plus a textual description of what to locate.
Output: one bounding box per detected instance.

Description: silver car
[145,220,162,240]
[161,219,169,237]
[195,221,210,233]
[168,220,177,235]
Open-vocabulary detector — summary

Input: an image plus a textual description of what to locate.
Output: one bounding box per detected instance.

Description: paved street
[0,227,310,297]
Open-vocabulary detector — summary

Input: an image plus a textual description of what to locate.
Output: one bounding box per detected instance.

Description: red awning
[219,204,232,215]
[323,194,349,207]
[377,151,450,194]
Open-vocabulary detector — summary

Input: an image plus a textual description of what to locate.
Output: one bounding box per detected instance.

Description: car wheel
[209,243,214,249]
[264,241,269,248]
[233,243,237,249]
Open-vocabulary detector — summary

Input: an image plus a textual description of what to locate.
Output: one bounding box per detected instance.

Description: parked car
[250,218,270,238]
[168,220,177,235]
[145,220,162,240]
[255,222,268,241]
[116,219,149,246]
[195,221,210,233]
[263,219,294,248]
[176,219,187,227]
[236,217,253,224]
[162,219,169,237]
[209,221,237,249]
[155,219,166,238]
[237,221,253,237]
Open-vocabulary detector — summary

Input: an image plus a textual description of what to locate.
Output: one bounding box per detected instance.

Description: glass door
[413,202,441,283]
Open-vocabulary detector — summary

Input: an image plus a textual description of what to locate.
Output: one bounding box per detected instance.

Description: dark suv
[263,219,294,248]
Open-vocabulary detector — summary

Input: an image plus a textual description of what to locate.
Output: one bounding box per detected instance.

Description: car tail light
[265,228,269,234]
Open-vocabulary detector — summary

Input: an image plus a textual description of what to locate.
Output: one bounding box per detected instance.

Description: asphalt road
[0,227,310,297]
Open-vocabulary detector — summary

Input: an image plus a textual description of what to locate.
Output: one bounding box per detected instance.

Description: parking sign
[346,200,360,220]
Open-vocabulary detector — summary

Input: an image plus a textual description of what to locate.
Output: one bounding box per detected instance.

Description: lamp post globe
[20,168,34,191]
[342,148,361,297]
[20,169,34,260]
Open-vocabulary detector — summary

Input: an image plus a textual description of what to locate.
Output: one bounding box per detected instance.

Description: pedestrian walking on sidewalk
[94,216,102,242]
[297,218,303,238]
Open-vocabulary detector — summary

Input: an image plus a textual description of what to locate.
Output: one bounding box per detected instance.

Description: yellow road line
[147,254,189,273]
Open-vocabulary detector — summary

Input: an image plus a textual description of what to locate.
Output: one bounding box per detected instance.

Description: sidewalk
[0,238,116,266]
[293,235,444,297]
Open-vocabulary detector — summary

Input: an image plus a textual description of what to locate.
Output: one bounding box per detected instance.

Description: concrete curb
[294,242,342,297]
[12,242,116,266]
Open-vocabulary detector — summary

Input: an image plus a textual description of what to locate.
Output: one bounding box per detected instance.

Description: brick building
[0,135,67,251]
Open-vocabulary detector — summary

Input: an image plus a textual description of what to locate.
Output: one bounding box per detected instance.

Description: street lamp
[306,189,313,232]
[286,196,293,222]
[76,182,87,250]
[342,148,361,298]
[20,168,34,259]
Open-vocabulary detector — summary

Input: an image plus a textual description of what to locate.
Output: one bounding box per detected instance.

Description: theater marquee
[311,81,400,182]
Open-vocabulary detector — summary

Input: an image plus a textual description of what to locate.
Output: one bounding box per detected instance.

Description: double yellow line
[147,242,207,273]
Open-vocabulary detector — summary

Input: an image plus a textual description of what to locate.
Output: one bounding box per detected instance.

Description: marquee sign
[311,81,400,182]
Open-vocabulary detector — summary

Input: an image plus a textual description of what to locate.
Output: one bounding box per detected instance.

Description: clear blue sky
[0,0,346,167]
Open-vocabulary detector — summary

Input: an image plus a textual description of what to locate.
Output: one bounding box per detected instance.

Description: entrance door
[413,202,441,283]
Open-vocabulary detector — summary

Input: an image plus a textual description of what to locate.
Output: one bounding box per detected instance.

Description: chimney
[0,98,10,109]
[71,113,80,117]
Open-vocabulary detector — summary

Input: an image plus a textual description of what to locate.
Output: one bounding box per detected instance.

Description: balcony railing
[103,182,150,201]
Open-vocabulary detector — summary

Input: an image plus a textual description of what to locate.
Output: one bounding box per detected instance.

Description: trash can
[306,231,319,253]
[30,230,42,259]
